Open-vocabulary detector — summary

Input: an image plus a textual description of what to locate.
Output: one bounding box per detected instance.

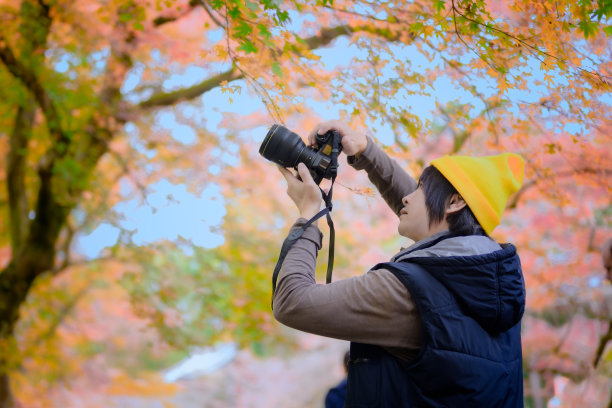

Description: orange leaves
[0,0,611,405]
[105,372,180,397]
[542,72,555,87]
[497,76,509,93]
[220,80,242,104]
[338,184,377,198]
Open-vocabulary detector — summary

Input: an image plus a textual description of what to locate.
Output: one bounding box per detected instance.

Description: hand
[278,163,322,220]
[307,120,368,157]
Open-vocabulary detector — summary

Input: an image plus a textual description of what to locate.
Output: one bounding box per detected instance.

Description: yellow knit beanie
[430,153,525,234]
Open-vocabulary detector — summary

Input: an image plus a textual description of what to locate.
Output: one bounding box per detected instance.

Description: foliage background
[0,0,611,406]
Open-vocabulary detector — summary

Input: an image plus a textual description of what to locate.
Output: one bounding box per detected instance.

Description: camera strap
[271,139,340,309]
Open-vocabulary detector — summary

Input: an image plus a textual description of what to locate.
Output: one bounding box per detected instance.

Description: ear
[446,194,467,215]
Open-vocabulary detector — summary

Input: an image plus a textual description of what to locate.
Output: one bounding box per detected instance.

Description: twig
[197,0,226,28]
[451,0,502,75]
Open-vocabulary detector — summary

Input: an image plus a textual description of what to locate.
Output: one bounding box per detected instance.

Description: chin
[398,227,413,241]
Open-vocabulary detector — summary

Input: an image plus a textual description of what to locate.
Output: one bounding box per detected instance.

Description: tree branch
[137,23,413,109]
[0,0,65,346]
[4,0,56,256]
[0,41,68,158]
[30,284,91,349]
[152,0,207,27]
[138,67,242,108]
[196,0,226,28]
[7,105,35,252]
[593,320,612,367]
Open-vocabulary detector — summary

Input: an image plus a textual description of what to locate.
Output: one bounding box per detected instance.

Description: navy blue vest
[345,241,524,407]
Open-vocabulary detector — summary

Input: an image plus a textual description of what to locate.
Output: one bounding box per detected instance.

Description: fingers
[277,165,292,179]
[277,165,297,185]
[296,163,316,186]
[278,164,315,187]
[307,127,319,146]
[308,120,345,146]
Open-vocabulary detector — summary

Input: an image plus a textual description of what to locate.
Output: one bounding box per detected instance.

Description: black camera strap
[271,137,340,309]
[320,174,336,285]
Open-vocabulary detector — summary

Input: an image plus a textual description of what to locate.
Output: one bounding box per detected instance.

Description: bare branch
[152,0,199,27]
[138,68,242,108]
[196,0,226,28]
[150,0,227,29]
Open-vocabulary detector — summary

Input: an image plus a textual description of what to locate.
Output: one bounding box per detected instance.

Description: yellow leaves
[571,57,582,66]
[220,82,242,104]
[300,48,322,61]
[581,70,612,91]
[220,82,242,94]
[542,72,555,87]
[421,24,435,40]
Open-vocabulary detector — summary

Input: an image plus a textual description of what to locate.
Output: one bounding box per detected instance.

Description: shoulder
[395,235,502,261]
[353,267,418,313]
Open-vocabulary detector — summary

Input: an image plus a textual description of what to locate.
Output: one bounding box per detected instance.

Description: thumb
[297,163,316,185]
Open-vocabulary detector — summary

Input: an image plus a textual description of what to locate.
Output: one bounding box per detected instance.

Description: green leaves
[579,20,599,38]
[271,62,282,77]
[224,1,292,55]
[571,0,612,37]
[237,40,258,54]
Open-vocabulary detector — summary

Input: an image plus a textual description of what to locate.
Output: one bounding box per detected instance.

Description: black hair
[418,165,486,236]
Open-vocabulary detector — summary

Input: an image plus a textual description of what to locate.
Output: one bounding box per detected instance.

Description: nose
[402,194,410,206]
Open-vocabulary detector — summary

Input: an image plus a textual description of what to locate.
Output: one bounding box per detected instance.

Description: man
[273,121,526,407]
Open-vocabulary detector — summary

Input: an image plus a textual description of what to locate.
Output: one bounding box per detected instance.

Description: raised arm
[347,136,417,216]
[308,121,417,216]
[271,131,421,356]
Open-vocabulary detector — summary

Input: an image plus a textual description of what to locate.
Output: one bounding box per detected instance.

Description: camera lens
[259,125,317,168]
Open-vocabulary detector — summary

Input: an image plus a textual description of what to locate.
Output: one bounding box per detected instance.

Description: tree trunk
[0,359,14,408]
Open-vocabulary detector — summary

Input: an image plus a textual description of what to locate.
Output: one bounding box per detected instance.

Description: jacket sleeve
[347,136,418,216]
[272,219,421,353]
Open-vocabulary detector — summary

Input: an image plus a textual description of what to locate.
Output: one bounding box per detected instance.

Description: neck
[412,220,449,242]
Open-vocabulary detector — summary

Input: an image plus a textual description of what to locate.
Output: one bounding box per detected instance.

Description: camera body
[259,124,342,185]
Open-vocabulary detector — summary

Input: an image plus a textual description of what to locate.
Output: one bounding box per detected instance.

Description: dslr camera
[259,124,342,185]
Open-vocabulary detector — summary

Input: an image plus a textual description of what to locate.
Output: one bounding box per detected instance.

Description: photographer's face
[398,187,431,242]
